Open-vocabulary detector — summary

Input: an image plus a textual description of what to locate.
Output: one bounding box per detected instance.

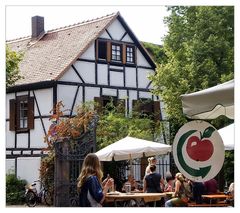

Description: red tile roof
[7,12,119,86]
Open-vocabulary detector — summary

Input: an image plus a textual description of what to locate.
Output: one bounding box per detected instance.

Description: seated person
[164,173,175,202]
[225,182,234,206]
[191,181,205,204]
[203,178,219,194]
[165,173,189,207]
[228,182,234,197]
[164,174,174,192]
[122,175,139,192]
[203,178,219,204]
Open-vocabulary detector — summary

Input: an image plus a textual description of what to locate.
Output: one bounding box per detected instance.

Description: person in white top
[228,182,234,197]
[145,157,157,175]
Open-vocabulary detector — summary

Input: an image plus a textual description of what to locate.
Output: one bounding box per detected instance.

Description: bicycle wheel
[44,190,53,206]
[25,191,37,207]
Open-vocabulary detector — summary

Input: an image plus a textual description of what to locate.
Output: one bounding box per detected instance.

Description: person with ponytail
[145,157,157,175]
[165,173,190,207]
[77,153,114,207]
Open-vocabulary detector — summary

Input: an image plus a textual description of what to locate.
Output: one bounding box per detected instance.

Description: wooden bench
[188,202,230,207]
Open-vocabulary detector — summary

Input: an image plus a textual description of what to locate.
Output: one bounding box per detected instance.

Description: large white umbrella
[95,136,172,161]
[181,80,234,120]
[218,123,234,150]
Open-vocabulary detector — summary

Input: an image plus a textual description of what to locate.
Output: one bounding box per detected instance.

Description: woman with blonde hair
[77,153,113,207]
[145,156,157,175]
[165,172,190,207]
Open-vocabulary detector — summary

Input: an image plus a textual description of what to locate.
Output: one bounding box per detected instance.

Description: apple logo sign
[186,126,215,161]
[173,120,225,182]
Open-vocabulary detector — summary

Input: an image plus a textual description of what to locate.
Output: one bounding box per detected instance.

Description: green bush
[6,174,27,205]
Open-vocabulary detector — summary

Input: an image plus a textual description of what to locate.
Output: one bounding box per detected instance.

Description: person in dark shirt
[191,181,205,204]
[143,164,165,206]
[77,153,113,207]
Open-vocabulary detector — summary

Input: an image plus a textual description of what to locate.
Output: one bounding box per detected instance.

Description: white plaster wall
[6,159,15,174]
[102,88,117,97]
[118,90,127,99]
[97,64,108,85]
[121,34,134,43]
[147,82,154,89]
[75,61,95,84]
[80,42,95,60]
[139,91,152,99]
[31,89,53,116]
[125,67,136,87]
[6,122,15,148]
[160,101,167,120]
[72,86,83,115]
[85,87,100,102]
[106,19,126,41]
[128,90,137,113]
[43,118,52,134]
[6,93,15,119]
[58,85,78,115]
[118,90,128,117]
[17,157,41,185]
[30,118,48,148]
[110,65,123,70]
[59,66,83,83]
[16,133,28,148]
[16,91,28,96]
[110,71,124,87]
[138,68,154,88]
[137,49,151,67]
[99,31,111,39]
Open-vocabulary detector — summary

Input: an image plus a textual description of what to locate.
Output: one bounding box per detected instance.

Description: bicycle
[25,179,53,207]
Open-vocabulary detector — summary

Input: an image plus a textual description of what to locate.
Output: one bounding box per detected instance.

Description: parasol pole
[129,153,133,176]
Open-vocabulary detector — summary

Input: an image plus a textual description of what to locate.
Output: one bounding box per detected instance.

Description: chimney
[31,16,45,38]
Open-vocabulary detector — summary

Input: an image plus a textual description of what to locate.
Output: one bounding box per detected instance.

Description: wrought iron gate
[53,117,97,207]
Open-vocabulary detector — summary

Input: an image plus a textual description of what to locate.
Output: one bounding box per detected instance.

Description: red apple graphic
[186,136,214,161]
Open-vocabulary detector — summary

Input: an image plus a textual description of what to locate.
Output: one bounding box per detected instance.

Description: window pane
[126,46,134,63]
[19,100,28,129]
[98,41,107,59]
[112,44,122,61]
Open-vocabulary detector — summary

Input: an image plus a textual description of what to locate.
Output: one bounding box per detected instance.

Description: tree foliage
[142,42,167,64]
[96,100,163,149]
[6,174,27,205]
[6,45,23,88]
[149,6,234,134]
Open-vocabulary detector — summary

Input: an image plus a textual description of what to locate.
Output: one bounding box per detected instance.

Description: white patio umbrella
[218,123,234,150]
[181,80,234,120]
[95,136,172,161]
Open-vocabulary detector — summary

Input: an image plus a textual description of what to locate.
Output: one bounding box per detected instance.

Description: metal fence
[125,154,171,181]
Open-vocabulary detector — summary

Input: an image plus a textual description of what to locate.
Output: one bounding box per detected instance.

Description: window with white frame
[126,46,135,63]
[111,44,122,61]
[9,95,34,131]
[19,100,28,128]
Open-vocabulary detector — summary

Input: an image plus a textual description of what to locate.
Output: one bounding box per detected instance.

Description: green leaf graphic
[202,126,215,139]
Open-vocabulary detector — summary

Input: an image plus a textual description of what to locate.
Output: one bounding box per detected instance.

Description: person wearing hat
[165,172,190,207]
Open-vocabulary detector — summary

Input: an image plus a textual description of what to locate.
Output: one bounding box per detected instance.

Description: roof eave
[6,80,57,93]
[117,14,156,69]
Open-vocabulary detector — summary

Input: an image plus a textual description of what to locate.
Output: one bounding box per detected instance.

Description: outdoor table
[105,192,166,207]
[201,194,233,206]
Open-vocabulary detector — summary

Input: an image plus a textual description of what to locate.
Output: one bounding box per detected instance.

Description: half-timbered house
[6,12,168,183]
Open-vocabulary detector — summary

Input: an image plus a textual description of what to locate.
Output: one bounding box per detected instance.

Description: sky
[5,5,170,45]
